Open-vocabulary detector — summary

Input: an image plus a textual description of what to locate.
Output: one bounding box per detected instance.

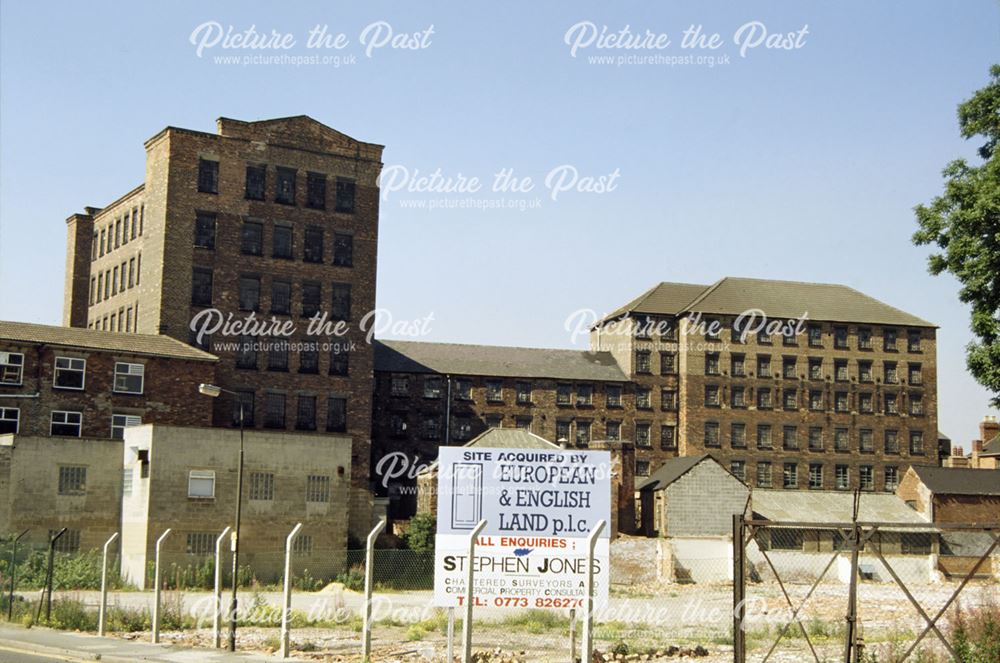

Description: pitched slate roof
[374,339,629,382]
[418,428,559,475]
[910,466,1000,496]
[0,321,217,361]
[752,490,932,529]
[597,277,934,328]
[687,277,935,327]
[602,282,710,321]
[982,435,1000,456]
[463,428,560,450]
[636,454,731,491]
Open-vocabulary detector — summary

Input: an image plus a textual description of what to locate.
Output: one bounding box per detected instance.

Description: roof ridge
[717,276,850,288]
[627,283,668,313]
[376,338,610,355]
[0,320,217,361]
[680,277,727,312]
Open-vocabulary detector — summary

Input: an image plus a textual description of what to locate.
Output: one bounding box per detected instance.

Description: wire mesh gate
[732,512,1000,663]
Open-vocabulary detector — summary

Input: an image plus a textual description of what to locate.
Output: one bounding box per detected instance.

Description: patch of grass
[500,609,568,634]
[405,624,427,641]
[46,596,97,631]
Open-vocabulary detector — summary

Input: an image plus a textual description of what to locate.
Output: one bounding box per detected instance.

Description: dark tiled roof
[464,428,560,450]
[602,282,710,321]
[0,321,217,362]
[982,435,1000,456]
[687,277,935,327]
[599,277,934,328]
[374,340,629,382]
[418,428,559,475]
[637,454,711,491]
[911,466,1000,496]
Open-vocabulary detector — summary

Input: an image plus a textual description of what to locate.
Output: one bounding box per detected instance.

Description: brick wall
[66,116,385,539]
[0,341,215,438]
[933,494,1000,523]
[63,213,94,328]
[372,372,634,514]
[606,313,940,493]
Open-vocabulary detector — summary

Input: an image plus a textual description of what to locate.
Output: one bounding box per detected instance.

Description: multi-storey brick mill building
[47,114,942,532]
[61,116,383,536]
[375,278,940,517]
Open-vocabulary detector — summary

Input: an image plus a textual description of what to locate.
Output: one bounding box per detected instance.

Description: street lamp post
[198,383,244,652]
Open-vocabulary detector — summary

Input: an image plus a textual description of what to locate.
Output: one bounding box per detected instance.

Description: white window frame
[54,357,86,390]
[50,410,82,437]
[187,470,216,499]
[0,407,19,434]
[0,352,24,385]
[111,414,142,440]
[113,362,145,394]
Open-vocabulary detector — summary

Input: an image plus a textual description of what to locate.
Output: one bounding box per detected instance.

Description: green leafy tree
[402,513,436,553]
[913,64,1000,406]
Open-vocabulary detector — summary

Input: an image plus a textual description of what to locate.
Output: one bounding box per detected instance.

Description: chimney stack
[980,415,999,445]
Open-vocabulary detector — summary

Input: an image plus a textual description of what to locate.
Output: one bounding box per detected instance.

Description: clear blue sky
[1,1,998,446]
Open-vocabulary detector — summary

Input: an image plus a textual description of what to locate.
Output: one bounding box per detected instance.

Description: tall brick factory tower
[62,116,384,538]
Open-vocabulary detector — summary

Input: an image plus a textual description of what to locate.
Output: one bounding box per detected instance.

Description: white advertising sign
[433,534,609,609]
[433,446,612,609]
[435,447,612,538]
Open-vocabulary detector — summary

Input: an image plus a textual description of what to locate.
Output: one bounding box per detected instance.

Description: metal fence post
[462,520,487,663]
[844,522,861,662]
[581,519,606,663]
[279,523,303,658]
[152,528,171,644]
[42,528,67,623]
[844,490,861,663]
[7,528,28,621]
[733,514,746,663]
[213,525,231,648]
[362,518,386,661]
[98,532,119,636]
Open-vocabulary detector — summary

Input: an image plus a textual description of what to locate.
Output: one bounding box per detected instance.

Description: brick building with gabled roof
[0,320,216,438]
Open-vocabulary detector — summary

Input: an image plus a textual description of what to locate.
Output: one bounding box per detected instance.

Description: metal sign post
[581,519,606,663]
[446,607,455,662]
[461,519,487,663]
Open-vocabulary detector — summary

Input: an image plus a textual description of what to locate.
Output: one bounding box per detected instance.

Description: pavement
[0,624,303,663]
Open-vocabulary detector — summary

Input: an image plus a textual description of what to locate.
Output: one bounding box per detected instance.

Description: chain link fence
[3,523,999,662]
[739,522,1000,663]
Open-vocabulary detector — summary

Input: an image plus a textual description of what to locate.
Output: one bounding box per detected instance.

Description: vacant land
[31,578,1000,662]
